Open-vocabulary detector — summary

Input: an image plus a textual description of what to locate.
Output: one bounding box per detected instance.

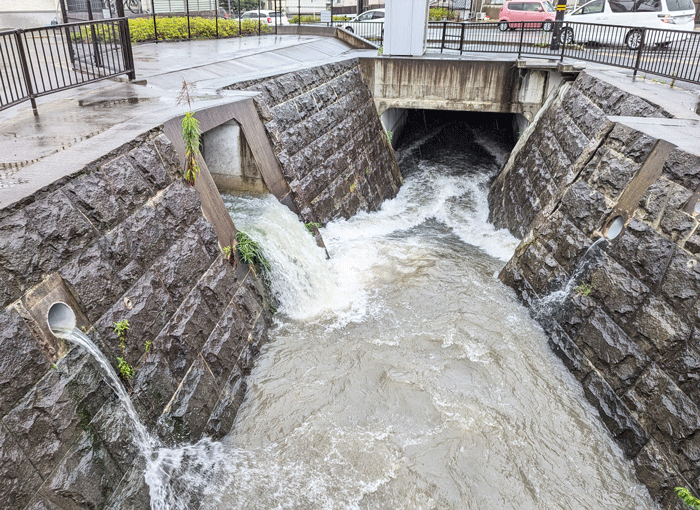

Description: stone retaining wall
[490,72,700,509]
[0,130,270,509]
[226,59,403,224]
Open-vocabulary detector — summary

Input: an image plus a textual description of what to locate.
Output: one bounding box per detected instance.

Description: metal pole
[86,0,104,67]
[298,0,301,25]
[517,20,525,58]
[238,0,241,34]
[257,0,261,35]
[14,30,37,112]
[58,0,75,60]
[186,0,191,39]
[216,0,219,38]
[633,29,646,80]
[120,17,136,79]
[151,0,158,42]
[549,0,567,51]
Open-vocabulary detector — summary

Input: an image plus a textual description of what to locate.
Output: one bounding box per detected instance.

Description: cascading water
[199,114,659,509]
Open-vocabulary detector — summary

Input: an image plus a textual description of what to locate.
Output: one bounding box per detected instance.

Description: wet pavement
[0,34,361,208]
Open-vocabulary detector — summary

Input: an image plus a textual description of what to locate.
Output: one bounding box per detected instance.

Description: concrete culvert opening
[605,215,625,240]
[47,302,76,338]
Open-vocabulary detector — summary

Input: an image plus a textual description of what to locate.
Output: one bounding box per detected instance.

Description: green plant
[377,45,383,55]
[144,340,152,354]
[386,130,393,145]
[51,363,58,371]
[222,244,236,263]
[305,222,321,234]
[573,281,593,297]
[178,80,202,185]
[676,487,700,509]
[113,319,130,351]
[429,7,457,20]
[236,231,270,272]
[117,357,135,381]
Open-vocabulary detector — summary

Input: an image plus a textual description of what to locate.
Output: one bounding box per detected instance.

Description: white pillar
[383,0,430,56]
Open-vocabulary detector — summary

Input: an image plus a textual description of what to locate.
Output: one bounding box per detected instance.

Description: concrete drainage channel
[1,56,699,508]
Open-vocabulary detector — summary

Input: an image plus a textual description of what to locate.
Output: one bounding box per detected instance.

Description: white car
[341,8,385,40]
[563,0,695,49]
[240,10,290,26]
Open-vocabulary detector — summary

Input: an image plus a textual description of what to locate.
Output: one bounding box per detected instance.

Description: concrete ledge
[276,24,377,49]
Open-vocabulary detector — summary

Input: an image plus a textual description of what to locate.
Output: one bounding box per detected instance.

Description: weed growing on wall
[676,487,700,509]
[113,319,135,382]
[573,281,593,297]
[177,79,201,186]
[114,319,130,350]
[117,356,135,381]
[236,231,270,273]
[305,222,321,234]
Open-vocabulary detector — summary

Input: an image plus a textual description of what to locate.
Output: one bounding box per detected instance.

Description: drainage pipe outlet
[47,302,76,338]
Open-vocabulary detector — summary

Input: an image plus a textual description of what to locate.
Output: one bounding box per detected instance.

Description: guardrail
[0,18,135,112]
[427,20,700,85]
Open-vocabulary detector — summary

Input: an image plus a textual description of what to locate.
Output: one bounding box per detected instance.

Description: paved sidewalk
[0,34,364,208]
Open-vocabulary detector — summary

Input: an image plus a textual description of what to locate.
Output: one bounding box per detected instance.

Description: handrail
[0,17,135,112]
[427,20,700,85]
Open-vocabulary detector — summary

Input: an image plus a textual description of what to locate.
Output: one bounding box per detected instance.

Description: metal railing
[427,20,700,85]
[0,18,135,111]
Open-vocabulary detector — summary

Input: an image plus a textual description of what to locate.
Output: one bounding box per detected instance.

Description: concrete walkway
[0,34,368,209]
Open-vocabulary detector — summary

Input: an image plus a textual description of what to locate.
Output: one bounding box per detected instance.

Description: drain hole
[605,215,625,240]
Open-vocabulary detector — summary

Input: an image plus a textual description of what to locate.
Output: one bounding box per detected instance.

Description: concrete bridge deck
[1,30,699,210]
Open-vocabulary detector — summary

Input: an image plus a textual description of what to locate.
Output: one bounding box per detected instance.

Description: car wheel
[542,21,553,32]
[561,27,574,44]
[344,26,354,33]
[498,21,508,31]
[625,29,643,50]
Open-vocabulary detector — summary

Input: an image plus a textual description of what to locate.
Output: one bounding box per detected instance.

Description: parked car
[498,1,557,31]
[562,0,695,49]
[342,8,385,39]
[240,10,290,26]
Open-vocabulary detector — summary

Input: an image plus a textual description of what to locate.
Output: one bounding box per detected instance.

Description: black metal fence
[427,20,700,84]
[0,18,135,112]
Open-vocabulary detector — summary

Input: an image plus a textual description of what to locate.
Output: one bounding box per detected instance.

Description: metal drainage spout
[47,302,76,339]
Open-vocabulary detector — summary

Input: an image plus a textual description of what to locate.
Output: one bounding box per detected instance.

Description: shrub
[128,16,270,42]
[429,7,457,21]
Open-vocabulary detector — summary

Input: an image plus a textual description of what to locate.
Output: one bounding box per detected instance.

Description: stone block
[59,242,125,324]
[660,208,697,243]
[586,147,640,200]
[151,225,212,305]
[663,147,700,191]
[158,356,220,443]
[606,123,656,164]
[633,296,692,354]
[130,351,179,429]
[0,209,42,287]
[581,369,649,457]
[0,307,51,417]
[0,267,20,308]
[61,171,124,232]
[153,287,217,382]
[638,177,674,224]
[558,181,611,237]
[660,248,700,316]
[535,212,592,275]
[201,300,248,387]
[37,430,123,510]
[156,179,202,228]
[624,364,700,441]
[117,201,179,271]
[2,347,111,479]
[607,218,675,289]
[194,216,221,262]
[563,85,610,139]
[587,253,649,329]
[549,106,589,164]
[687,231,700,256]
[518,240,566,296]
[94,268,176,367]
[546,320,595,383]
[153,133,181,176]
[204,363,246,440]
[127,141,173,191]
[661,330,700,409]
[89,399,141,473]
[24,497,63,510]
[633,439,686,509]
[575,309,649,391]
[23,190,99,275]
[103,456,151,510]
[0,423,43,509]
